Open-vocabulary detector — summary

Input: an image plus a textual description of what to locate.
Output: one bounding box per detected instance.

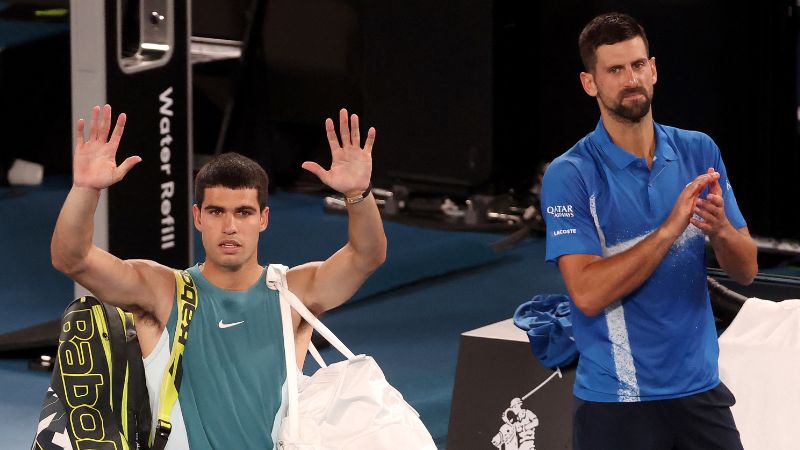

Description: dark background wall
[536,0,799,241]
[2,0,798,240]
[219,0,798,239]
[0,1,71,181]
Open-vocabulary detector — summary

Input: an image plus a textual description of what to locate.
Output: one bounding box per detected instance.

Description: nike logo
[218,320,245,329]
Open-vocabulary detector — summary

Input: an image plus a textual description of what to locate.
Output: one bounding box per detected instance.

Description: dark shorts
[572,382,743,450]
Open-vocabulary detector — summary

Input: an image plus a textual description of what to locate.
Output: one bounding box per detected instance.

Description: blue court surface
[0,178,565,449]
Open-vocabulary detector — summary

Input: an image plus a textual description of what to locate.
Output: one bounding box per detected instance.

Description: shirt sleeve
[541,158,603,263]
[706,139,747,230]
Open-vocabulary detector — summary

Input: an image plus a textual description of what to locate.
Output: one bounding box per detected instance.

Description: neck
[600,109,656,166]
[199,259,263,291]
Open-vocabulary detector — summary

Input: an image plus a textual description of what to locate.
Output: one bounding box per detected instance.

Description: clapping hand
[662,170,719,238]
[690,167,730,238]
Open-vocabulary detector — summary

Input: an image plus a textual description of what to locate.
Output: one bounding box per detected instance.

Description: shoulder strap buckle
[151,419,172,450]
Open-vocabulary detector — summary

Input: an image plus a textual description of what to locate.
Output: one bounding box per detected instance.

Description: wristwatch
[345,185,372,205]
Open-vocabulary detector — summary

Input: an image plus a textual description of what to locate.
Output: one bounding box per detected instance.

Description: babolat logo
[177,271,197,347]
[59,307,117,448]
[546,205,574,218]
[170,272,198,392]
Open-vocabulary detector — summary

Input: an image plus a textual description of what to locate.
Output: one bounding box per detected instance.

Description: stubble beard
[602,87,653,124]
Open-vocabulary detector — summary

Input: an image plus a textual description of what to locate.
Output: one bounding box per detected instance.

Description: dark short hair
[579,13,649,72]
[194,153,269,209]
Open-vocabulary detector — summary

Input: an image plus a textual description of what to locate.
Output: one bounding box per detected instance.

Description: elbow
[51,253,73,276]
[354,238,387,274]
[733,239,759,286]
[51,251,81,277]
[730,247,758,286]
[376,246,387,268]
[50,240,68,274]
[368,240,388,271]
[361,253,386,274]
[51,240,85,277]
[574,302,603,317]
[735,262,758,287]
[570,292,604,317]
[738,276,755,287]
[738,268,757,287]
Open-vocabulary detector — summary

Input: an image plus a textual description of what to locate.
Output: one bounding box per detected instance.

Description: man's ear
[192,204,202,231]
[260,206,269,232]
[580,71,598,97]
[650,56,657,85]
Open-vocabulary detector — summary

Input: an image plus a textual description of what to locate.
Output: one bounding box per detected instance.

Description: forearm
[51,186,102,274]
[288,192,387,315]
[345,192,387,272]
[566,227,677,316]
[710,225,757,285]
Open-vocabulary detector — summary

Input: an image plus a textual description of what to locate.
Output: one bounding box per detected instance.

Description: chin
[208,255,247,271]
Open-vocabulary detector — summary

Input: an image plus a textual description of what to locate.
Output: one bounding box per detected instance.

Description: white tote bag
[266,265,437,450]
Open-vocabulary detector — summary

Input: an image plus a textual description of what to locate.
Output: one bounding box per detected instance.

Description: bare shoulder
[285,262,322,302]
[122,259,177,324]
[127,259,176,288]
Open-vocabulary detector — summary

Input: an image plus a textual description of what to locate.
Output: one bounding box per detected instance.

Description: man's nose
[223,214,237,234]
[623,66,639,87]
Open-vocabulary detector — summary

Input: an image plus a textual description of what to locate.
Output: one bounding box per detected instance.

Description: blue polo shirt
[541,119,746,402]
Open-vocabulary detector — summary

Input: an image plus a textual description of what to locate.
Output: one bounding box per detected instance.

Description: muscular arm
[287,193,386,316]
[51,186,174,318]
[287,108,386,316]
[51,105,174,323]
[282,109,386,368]
[559,172,716,317]
[559,227,677,316]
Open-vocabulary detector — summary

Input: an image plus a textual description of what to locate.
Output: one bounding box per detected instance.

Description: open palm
[302,108,375,196]
[73,104,141,189]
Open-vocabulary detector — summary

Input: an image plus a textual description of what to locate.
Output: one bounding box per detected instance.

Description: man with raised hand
[51,104,387,449]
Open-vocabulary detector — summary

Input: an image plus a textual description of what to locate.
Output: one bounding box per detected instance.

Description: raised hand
[690,167,730,238]
[73,104,141,190]
[661,171,719,238]
[302,108,375,196]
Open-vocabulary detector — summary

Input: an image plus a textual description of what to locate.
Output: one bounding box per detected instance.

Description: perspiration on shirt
[541,120,746,402]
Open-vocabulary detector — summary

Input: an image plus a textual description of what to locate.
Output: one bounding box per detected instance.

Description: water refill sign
[70,0,192,297]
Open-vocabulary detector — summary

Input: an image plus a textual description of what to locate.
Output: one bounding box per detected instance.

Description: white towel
[719,297,800,450]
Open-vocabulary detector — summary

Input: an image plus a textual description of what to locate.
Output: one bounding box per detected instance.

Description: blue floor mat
[0,359,52,448]
[0,180,72,335]
[0,179,550,449]
[1,184,503,335]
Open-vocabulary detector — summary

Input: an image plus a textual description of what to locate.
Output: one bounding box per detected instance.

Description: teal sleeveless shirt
[166,265,286,449]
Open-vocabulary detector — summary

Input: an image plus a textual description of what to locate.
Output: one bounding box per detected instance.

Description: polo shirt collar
[654,124,677,162]
[590,119,677,169]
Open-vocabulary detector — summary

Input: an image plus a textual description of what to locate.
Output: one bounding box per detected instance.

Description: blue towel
[513,294,578,368]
